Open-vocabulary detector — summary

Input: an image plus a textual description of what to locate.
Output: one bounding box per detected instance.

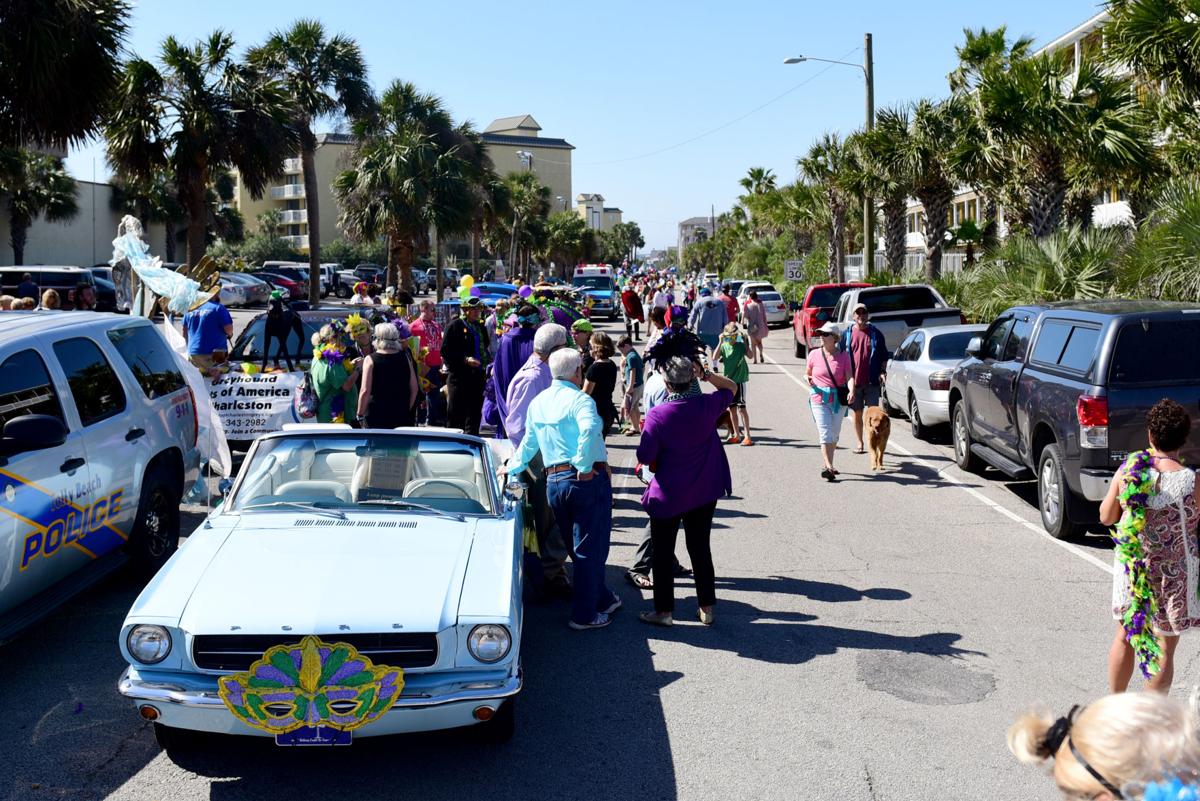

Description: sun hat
[816,322,839,336]
[571,318,594,333]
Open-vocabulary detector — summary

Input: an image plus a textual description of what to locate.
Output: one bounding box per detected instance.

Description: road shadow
[715,574,912,603]
[745,435,809,449]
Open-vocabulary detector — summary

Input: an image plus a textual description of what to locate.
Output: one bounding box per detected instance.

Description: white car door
[887,332,915,408]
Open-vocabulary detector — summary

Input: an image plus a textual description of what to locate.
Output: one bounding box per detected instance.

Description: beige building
[574,193,623,232]
[232,115,575,254]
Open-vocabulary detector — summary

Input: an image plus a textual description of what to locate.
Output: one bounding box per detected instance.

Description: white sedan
[883,324,987,439]
[117,425,525,749]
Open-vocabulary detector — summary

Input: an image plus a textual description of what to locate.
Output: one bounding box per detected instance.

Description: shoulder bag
[819,349,850,406]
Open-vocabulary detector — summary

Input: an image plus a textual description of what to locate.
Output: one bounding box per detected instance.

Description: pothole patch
[855,651,995,705]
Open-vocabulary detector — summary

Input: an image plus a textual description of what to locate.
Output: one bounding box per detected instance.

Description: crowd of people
[1,272,99,312]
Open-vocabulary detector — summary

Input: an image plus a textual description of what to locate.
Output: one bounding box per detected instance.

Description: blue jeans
[546,468,618,625]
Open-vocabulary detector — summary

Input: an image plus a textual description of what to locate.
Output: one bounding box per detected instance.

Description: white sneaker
[601,597,623,615]
[568,613,612,631]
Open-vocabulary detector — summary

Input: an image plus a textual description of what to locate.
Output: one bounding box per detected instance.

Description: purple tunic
[493,327,537,433]
[636,389,734,518]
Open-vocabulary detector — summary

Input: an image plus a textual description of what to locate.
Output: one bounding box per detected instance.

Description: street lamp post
[785,32,875,278]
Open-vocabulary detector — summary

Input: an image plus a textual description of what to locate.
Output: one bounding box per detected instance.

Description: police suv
[0,312,200,642]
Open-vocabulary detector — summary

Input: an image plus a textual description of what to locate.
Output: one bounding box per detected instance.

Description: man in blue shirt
[499,348,620,630]
[16,273,38,301]
[181,295,233,377]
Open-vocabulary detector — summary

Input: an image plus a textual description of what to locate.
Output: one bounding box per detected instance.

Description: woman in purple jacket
[636,328,737,627]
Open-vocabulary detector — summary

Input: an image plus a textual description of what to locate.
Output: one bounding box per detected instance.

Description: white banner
[206,371,304,441]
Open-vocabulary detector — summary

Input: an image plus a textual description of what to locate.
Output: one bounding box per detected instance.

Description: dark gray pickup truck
[949,301,1200,538]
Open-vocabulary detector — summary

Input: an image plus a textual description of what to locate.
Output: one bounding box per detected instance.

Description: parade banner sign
[206,370,303,440]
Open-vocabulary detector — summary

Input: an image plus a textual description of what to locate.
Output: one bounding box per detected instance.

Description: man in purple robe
[492,304,541,438]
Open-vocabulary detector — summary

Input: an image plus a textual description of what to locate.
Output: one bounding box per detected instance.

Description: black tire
[153,722,196,753]
[880,383,900,416]
[336,284,351,299]
[794,336,805,359]
[475,699,515,744]
[909,393,930,440]
[952,403,984,473]
[127,467,180,576]
[1038,443,1085,540]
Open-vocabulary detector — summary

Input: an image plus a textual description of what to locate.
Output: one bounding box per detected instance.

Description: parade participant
[1009,692,1200,800]
[807,322,853,480]
[652,282,669,310]
[356,322,419,429]
[505,323,572,598]
[346,312,374,359]
[688,286,729,357]
[583,332,619,439]
[441,295,489,435]
[637,328,736,627]
[1100,399,1200,693]
[486,299,514,360]
[261,290,304,371]
[618,335,644,435]
[310,323,361,424]
[0,295,13,310]
[718,284,739,325]
[351,281,373,305]
[181,292,233,378]
[621,281,645,341]
[715,322,752,445]
[499,348,621,631]
[411,299,446,426]
[39,288,60,310]
[71,282,97,310]
[742,290,768,364]
[571,318,595,375]
[839,303,887,454]
[645,306,668,352]
[493,303,540,436]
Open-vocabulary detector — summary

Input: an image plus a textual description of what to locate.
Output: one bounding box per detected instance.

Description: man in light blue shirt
[500,348,620,630]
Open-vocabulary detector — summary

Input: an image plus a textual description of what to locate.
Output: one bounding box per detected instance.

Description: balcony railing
[278,209,308,224]
[283,235,310,250]
[270,184,305,200]
[283,157,302,173]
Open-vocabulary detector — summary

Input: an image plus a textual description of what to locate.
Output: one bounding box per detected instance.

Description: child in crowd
[715,322,752,446]
[618,335,645,435]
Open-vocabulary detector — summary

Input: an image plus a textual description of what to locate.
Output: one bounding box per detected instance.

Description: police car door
[0,347,96,618]
[46,336,137,561]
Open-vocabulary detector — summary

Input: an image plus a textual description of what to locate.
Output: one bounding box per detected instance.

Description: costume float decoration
[1112,449,1164,678]
[218,636,404,734]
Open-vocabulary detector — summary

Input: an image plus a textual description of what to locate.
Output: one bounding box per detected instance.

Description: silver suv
[0,311,200,641]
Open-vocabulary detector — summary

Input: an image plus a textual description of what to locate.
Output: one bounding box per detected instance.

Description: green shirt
[718,335,749,384]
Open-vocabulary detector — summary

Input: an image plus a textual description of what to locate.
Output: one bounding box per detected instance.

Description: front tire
[336,284,351,299]
[475,699,515,744]
[153,723,198,753]
[794,336,805,359]
[127,467,180,576]
[1038,444,1084,540]
[952,403,983,473]
[909,393,930,440]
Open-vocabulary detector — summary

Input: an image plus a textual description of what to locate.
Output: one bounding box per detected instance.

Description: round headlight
[467,624,511,663]
[126,625,172,664]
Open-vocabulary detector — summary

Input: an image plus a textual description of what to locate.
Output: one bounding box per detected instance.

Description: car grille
[192,633,439,671]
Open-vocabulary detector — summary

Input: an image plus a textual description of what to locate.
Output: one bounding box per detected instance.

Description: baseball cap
[853,303,869,315]
[699,287,712,296]
[571,318,594,333]
[816,322,839,336]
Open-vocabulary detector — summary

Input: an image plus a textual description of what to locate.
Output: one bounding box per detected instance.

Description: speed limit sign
[784,260,804,281]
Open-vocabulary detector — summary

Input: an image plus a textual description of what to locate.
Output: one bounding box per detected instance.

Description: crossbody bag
[819,349,850,406]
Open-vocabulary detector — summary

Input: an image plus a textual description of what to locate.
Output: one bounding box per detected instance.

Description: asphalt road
[2,314,1190,801]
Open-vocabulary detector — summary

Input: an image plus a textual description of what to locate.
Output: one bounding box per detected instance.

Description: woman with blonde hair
[1009,692,1200,799]
[39,288,60,310]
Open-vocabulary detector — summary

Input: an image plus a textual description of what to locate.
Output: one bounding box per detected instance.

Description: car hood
[177,514,475,635]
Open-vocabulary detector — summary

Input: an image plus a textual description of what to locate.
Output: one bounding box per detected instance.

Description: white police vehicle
[0,312,201,643]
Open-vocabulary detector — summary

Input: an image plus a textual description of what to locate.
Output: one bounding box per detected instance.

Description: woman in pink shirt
[806,323,854,481]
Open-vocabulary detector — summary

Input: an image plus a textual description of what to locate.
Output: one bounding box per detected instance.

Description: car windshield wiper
[356,499,465,522]
[241,501,347,520]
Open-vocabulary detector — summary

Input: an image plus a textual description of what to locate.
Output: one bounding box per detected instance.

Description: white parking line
[762,351,1113,575]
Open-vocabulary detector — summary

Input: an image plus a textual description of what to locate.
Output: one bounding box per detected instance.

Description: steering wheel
[404,478,473,500]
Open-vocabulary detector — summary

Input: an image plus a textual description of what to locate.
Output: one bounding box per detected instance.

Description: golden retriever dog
[865,406,891,471]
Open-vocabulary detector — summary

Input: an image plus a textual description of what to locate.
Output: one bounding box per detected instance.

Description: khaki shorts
[623,383,644,411]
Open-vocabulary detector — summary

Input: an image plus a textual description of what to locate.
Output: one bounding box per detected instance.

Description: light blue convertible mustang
[117,425,525,748]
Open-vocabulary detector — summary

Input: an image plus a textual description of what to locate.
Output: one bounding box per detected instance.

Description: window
[929,331,980,361]
[1109,320,1200,384]
[967,199,977,221]
[860,286,941,314]
[982,318,1014,361]
[1031,320,1100,373]
[1002,317,1034,362]
[808,286,852,308]
[907,332,925,361]
[895,333,916,361]
[955,202,966,224]
[0,350,64,427]
[52,338,126,426]
[106,325,186,399]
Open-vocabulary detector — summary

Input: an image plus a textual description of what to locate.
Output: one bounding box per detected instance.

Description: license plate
[275,726,352,746]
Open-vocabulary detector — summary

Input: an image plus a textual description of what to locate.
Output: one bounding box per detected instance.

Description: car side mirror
[218,478,234,497]
[965,336,982,359]
[0,414,68,457]
[503,481,526,504]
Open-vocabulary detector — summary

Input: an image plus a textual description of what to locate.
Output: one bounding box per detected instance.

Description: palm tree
[0,0,130,149]
[1,149,78,264]
[855,111,912,275]
[248,20,372,304]
[105,31,297,269]
[501,170,551,282]
[1119,177,1200,301]
[109,171,184,262]
[334,80,472,292]
[799,133,852,282]
[947,26,1033,94]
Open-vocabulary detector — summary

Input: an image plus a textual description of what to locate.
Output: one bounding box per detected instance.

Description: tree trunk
[184,182,207,270]
[917,182,952,282]
[1027,149,1067,238]
[471,222,480,278]
[300,131,321,305]
[882,193,907,275]
[164,225,177,263]
[832,207,846,284]
[431,229,441,296]
[388,225,414,292]
[10,212,27,265]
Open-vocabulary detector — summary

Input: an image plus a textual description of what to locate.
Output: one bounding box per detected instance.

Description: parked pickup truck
[949,301,1200,539]
[829,284,964,351]
[792,282,870,358]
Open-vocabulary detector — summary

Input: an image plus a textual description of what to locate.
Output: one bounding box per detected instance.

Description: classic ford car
[118,425,524,748]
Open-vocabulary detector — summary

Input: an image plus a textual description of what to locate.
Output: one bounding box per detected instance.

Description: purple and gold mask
[218,636,404,733]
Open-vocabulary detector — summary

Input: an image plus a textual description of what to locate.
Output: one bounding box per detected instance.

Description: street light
[785,33,875,278]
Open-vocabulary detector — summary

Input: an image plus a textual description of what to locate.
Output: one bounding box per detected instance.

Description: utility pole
[863,32,875,277]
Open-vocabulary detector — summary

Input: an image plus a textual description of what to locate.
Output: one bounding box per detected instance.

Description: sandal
[638,611,673,627]
[626,571,653,589]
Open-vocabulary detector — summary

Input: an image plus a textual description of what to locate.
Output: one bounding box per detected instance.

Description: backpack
[294,371,319,419]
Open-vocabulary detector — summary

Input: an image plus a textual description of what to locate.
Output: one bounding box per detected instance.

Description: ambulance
[571,264,618,320]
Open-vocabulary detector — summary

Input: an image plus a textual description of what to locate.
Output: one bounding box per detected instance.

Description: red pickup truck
[792,282,870,358]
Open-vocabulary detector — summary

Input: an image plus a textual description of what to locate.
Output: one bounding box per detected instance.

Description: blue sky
[65,0,1106,249]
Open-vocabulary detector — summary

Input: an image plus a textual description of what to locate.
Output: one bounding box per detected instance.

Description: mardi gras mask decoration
[345,313,370,340]
[218,636,404,734]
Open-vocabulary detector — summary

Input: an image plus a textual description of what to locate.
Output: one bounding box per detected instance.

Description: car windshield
[809,287,852,308]
[573,276,614,290]
[928,331,980,361]
[759,292,782,302]
[861,287,942,313]
[230,434,495,515]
